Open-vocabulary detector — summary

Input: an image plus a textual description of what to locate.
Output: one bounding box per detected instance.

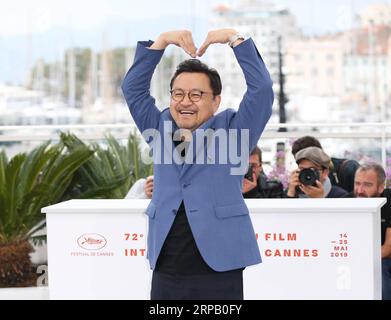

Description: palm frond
[0,131,152,244]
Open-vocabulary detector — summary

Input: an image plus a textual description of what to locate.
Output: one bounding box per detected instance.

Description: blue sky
[1,0,388,36]
[0,0,390,84]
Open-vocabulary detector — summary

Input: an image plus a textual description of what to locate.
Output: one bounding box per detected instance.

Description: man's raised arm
[227,36,274,151]
[197,29,274,151]
[121,31,197,133]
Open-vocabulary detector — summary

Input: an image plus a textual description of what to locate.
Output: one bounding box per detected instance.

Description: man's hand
[242,172,258,194]
[144,176,154,199]
[288,170,325,198]
[150,29,243,58]
[197,29,242,57]
[287,169,301,197]
[150,30,197,58]
[299,180,324,198]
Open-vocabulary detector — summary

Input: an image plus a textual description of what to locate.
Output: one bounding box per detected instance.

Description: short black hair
[291,136,323,156]
[170,59,222,96]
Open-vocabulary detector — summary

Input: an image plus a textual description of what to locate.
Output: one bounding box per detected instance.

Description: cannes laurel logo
[77,234,107,251]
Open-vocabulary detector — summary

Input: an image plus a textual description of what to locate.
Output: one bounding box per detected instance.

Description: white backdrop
[43,198,385,300]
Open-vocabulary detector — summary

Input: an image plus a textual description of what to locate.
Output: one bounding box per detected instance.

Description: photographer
[291,136,359,193]
[242,147,283,198]
[287,146,348,198]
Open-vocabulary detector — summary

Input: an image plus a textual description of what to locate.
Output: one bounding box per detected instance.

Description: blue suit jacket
[122,39,274,272]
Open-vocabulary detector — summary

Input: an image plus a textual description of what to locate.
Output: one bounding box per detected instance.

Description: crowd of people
[125,135,391,300]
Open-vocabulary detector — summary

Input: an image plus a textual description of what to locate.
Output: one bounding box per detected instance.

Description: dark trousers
[151,269,244,300]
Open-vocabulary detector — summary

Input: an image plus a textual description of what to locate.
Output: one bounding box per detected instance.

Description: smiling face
[170,72,221,131]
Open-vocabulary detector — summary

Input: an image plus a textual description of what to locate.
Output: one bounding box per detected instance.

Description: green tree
[0,141,94,287]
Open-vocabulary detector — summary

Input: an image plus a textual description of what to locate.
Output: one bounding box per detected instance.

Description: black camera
[261,180,284,198]
[244,165,254,181]
[298,168,320,186]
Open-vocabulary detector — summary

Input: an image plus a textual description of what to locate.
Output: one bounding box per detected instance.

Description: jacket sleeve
[229,38,274,151]
[121,41,164,133]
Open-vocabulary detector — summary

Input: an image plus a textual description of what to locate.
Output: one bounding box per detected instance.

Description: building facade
[208,0,302,109]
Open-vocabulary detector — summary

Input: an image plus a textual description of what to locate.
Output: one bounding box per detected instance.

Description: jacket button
[172,209,177,215]
[183,183,191,189]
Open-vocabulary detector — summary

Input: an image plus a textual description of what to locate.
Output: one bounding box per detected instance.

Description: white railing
[0,122,390,167]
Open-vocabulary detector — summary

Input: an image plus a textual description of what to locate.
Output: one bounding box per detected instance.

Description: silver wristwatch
[228,33,245,48]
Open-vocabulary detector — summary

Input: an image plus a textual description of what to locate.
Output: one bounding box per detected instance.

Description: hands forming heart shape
[150,28,242,57]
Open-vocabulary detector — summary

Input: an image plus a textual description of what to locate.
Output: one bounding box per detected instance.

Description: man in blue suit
[122,29,274,300]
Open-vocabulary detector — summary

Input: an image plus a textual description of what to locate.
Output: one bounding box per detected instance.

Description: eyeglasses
[170,89,214,102]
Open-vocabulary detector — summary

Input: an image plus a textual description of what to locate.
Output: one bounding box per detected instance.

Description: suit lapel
[160,109,217,178]
[161,110,182,174]
[179,116,216,178]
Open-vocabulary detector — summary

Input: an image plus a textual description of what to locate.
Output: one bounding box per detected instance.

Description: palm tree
[0,131,152,287]
[60,132,153,199]
[0,142,94,287]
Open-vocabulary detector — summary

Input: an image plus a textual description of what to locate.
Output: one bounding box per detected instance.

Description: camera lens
[299,168,319,186]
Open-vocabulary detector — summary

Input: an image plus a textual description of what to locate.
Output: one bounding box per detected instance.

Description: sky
[1,0,389,36]
[0,0,390,83]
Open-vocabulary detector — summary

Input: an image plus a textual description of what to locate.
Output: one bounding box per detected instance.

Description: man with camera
[287,146,348,198]
[242,147,283,198]
[291,135,359,193]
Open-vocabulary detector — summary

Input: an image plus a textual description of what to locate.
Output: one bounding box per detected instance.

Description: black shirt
[286,184,348,198]
[344,189,391,245]
[380,190,391,245]
[155,201,217,275]
[155,136,216,275]
[326,185,349,198]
